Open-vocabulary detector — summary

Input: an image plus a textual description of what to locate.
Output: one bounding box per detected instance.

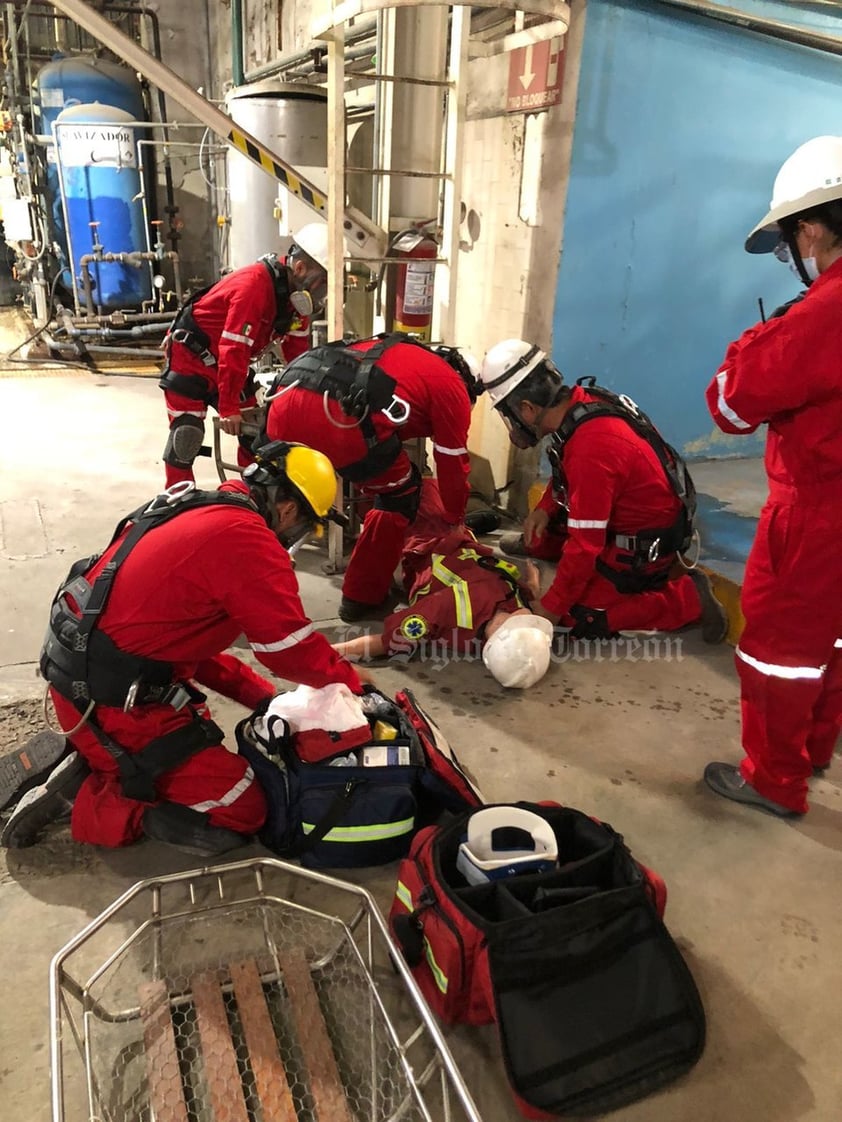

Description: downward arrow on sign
[519,44,535,90]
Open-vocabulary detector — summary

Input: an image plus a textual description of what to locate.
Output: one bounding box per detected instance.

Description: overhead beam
[43,0,387,258]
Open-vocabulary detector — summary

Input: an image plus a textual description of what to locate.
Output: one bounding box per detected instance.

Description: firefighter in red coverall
[0,442,366,855]
[158,223,330,487]
[479,340,727,642]
[332,479,554,688]
[703,136,842,818]
[264,334,482,622]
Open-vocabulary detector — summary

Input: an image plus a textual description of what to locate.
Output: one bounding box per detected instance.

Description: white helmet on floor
[746,136,842,253]
[290,222,331,271]
[456,806,558,885]
[482,613,553,689]
[480,339,548,407]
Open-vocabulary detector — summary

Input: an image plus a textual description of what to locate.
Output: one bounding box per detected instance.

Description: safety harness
[159,262,294,404]
[40,487,258,801]
[267,333,428,483]
[549,378,697,594]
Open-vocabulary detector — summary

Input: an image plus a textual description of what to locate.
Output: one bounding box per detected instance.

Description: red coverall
[706,256,842,813]
[163,262,310,486]
[265,339,472,605]
[380,479,526,658]
[538,386,702,633]
[52,483,361,847]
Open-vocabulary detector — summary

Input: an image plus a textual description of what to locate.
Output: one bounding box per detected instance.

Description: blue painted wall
[553,0,842,458]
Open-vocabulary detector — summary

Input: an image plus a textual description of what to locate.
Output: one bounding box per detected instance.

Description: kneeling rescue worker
[265,332,482,622]
[480,340,727,643]
[158,224,330,487]
[0,442,364,855]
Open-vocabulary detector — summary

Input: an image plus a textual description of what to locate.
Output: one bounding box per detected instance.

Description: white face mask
[773,239,819,283]
[802,255,820,282]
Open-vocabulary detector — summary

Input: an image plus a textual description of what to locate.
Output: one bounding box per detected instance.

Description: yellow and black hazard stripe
[228,126,327,213]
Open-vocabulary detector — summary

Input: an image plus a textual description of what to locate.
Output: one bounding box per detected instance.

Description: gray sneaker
[703,762,802,818]
[0,751,89,848]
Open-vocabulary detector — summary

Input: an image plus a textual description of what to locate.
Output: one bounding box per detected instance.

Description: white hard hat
[290,222,331,271]
[746,136,842,253]
[461,350,481,381]
[456,806,558,886]
[481,339,547,407]
[482,613,553,689]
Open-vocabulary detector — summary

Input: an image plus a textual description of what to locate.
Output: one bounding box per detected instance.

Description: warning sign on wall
[507,38,565,114]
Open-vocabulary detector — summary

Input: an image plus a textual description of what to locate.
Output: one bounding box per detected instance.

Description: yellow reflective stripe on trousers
[432,554,473,629]
[301,816,415,843]
[423,938,449,993]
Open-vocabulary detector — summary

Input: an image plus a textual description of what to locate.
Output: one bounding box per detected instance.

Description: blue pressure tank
[54,103,151,309]
[33,56,147,298]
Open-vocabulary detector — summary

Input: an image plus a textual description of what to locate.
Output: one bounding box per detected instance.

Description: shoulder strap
[76,489,256,649]
[555,380,696,536]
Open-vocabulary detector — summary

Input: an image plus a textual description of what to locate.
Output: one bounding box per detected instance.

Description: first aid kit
[390,802,706,1118]
[236,688,482,869]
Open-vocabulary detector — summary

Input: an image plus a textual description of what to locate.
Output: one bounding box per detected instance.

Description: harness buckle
[162,683,191,711]
[123,678,141,713]
[647,537,661,563]
[381,394,411,424]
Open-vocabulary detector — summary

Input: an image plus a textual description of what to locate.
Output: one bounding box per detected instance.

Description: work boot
[498,532,530,558]
[0,751,89,848]
[142,802,251,857]
[688,568,728,644]
[0,730,69,812]
[464,509,501,535]
[703,762,803,819]
[338,595,386,623]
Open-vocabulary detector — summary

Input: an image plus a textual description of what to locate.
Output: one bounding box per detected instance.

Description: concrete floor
[1,363,841,1122]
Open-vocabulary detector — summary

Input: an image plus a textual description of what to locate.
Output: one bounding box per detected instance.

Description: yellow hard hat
[246,441,347,525]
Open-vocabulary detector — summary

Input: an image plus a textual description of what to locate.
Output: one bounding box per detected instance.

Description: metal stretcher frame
[50,856,483,1122]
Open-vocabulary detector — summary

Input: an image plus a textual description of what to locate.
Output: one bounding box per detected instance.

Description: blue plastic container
[54,103,151,309]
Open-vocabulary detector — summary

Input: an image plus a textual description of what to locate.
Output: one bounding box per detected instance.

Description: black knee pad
[163,413,205,468]
[374,463,422,520]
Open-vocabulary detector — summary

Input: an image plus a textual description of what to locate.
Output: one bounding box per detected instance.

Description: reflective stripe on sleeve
[715,370,752,430]
[221,330,256,347]
[191,766,255,813]
[736,646,825,681]
[567,518,609,529]
[433,443,468,456]
[250,623,314,653]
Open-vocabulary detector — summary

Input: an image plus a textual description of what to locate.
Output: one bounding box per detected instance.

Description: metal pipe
[49,341,164,357]
[231,0,244,87]
[651,0,842,56]
[243,17,377,84]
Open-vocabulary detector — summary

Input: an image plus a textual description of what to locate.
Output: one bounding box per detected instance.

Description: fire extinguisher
[390,228,437,340]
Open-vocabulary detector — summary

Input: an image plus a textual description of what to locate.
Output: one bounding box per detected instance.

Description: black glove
[769,293,806,320]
